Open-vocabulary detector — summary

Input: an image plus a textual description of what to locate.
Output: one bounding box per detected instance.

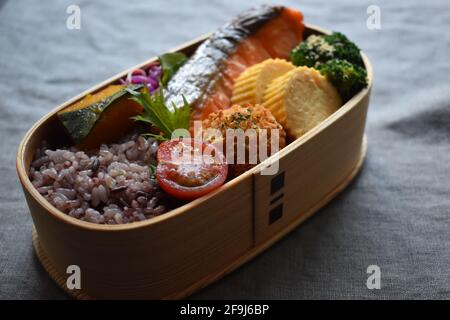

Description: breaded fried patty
[202,104,286,177]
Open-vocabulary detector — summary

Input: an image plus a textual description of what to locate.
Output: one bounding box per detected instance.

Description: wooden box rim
[16,23,374,232]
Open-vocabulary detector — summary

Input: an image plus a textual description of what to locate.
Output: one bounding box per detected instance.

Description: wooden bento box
[16,24,373,299]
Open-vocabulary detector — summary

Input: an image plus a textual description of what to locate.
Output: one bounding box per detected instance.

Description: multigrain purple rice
[29,134,167,224]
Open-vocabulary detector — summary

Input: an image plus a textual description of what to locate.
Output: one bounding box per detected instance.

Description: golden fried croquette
[201,104,286,177]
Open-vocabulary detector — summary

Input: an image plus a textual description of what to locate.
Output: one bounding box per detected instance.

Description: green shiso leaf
[127,88,191,139]
[159,52,188,86]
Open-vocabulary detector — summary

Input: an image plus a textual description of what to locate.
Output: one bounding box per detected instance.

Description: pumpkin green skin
[57,84,143,145]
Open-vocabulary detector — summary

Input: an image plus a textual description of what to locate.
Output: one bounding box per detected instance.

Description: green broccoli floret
[291,32,364,68]
[316,59,367,101]
[290,32,367,100]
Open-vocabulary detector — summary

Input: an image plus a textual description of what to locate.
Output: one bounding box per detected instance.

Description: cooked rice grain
[29,135,167,224]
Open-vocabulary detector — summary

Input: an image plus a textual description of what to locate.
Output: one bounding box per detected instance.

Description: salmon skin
[164,5,304,121]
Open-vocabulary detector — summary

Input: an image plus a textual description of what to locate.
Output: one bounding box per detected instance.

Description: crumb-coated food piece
[201,104,286,177]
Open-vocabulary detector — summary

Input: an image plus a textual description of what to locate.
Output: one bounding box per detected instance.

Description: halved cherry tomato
[156,138,228,200]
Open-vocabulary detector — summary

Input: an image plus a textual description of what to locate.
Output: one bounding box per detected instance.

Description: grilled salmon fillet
[164,5,304,121]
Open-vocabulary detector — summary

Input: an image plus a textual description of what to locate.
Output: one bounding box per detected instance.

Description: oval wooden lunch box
[16,24,373,299]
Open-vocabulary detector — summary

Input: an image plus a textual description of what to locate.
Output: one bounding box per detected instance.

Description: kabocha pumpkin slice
[263,66,342,138]
[57,84,143,150]
[231,59,295,106]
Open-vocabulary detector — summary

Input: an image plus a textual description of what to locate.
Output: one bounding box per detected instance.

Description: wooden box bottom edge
[31,136,367,300]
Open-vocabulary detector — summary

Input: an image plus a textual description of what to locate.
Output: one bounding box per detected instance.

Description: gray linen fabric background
[1,0,449,299]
